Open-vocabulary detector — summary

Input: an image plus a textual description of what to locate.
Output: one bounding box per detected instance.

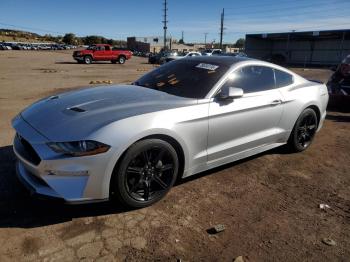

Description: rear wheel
[111,139,179,208]
[84,56,92,64]
[288,108,318,152]
[118,56,126,64]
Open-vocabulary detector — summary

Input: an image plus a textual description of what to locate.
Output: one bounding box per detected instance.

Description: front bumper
[73,56,84,61]
[16,161,64,202]
[12,116,111,204]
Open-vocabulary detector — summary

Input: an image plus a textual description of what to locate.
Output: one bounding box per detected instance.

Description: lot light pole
[219,8,224,49]
[163,0,168,51]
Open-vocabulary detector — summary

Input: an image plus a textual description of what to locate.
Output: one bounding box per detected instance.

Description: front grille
[14,133,41,165]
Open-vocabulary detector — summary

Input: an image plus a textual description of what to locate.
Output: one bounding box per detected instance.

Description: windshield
[135,59,229,99]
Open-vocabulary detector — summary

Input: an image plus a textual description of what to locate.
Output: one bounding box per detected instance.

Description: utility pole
[162,0,168,51]
[181,31,184,42]
[204,32,208,46]
[219,8,224,49]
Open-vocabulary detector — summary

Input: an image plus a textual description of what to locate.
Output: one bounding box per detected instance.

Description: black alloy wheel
[289,108,318,152]
[111,139,179,208]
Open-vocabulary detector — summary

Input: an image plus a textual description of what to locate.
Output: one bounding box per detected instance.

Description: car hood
[19,85,196,141]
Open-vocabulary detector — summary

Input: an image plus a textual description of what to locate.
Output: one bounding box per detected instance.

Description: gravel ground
[0,50,349,261]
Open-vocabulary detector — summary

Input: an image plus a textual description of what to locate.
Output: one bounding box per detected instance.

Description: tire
[111,139,179,208]
[84,56,92,64]
[118,56,126,64]
[288,108,318,152]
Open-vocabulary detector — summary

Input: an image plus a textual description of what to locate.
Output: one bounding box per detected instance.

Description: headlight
[47,140,110,157]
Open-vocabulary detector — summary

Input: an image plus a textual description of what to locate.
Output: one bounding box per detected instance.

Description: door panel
[93,47,105,60]
[207,89,283,162]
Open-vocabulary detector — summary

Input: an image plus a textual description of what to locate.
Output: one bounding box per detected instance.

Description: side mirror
[217,86,243,100]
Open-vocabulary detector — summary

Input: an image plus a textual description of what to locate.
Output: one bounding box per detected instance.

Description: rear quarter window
[274,69,294,87]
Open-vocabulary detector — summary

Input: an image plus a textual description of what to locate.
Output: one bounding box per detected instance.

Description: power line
[224,0,344,11]
[226,22,350,35]
[0,22,66,35]
[225,2,350,17]
[226,12,350,23]
[0,21,131,40]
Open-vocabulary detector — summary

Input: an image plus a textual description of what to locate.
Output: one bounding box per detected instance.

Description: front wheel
[84,56,92,64]
[111,139,179,208]
[288,108,318,152]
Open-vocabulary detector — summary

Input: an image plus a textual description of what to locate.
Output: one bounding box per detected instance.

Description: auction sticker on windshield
[195,63,219,71]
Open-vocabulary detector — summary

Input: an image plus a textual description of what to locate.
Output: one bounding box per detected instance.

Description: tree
[62,33,76,45]
[83,35,103,45]
[234,38,245,48]
[178,39,184,44]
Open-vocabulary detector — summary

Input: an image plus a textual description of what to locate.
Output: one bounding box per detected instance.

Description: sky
[1,0,350,43]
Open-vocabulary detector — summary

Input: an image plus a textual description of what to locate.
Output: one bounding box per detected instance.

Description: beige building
[127,36,205,53]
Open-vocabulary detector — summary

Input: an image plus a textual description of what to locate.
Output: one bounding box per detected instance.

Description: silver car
[12,56,329,207]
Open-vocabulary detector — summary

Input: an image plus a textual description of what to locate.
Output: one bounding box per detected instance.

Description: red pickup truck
[73,44,132,64]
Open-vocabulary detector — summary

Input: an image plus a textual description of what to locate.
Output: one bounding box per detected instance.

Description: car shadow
[55,61,79,64]
[0,145,130,228]
[0,144,290,229]
[326,113,350,123]
[55,61,116,65]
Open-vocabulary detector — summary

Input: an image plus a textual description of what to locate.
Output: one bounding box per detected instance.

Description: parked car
[12,56,328,208]
[327,54,350,111]
[216,52,247,58]
[73,44,132,64]
[164,51,202,63]
[202,49,222,56]
[148,51,177,64]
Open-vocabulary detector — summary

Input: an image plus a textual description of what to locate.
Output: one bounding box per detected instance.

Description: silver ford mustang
[12,56,329,207]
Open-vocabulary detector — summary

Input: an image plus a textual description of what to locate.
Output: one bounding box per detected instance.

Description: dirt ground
[0,50,349,262]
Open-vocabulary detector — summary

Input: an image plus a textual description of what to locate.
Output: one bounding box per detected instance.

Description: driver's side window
[222,65,276,93]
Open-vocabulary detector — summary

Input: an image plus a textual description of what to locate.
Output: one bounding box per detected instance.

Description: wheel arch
[84,54,93,63]
[306,104,321,126]
[118,54,126,60]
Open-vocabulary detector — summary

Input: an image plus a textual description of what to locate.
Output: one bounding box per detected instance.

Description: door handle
[270,99,282,106]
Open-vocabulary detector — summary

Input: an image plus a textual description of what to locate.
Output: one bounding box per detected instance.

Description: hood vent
[48,95,59,100]
[67,106,86,113]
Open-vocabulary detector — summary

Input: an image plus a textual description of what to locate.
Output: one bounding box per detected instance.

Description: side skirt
[183,142,286,178]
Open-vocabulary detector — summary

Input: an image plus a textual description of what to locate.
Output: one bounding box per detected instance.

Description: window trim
[273,68,294,88]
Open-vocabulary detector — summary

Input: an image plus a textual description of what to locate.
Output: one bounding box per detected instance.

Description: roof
[183,56,252,67]
[246,29,350,40]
